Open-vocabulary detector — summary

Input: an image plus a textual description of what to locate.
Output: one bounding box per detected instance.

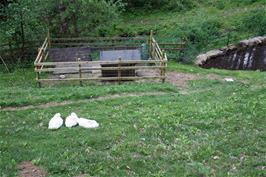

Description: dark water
[201,44,266,71]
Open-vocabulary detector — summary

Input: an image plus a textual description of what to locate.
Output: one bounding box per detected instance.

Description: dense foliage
[0,0,123,43]
[123,0,199,11]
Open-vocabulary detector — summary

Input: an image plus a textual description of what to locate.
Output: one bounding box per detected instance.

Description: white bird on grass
[65,112,78,128]
[48,113,63,130]
[77,118,99,129]
[224,78,234,82]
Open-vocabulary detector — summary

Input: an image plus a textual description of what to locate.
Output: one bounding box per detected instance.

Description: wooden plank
[40,52,49,72]
[35,66,164,72]
[38,76,164,82]
[51,37,146,41]
[35,60,166,66]
[51,43,142,47]
[34,38,48,64]
[161,48,185,51]
[158,43,185,46]
[78,62,82,86]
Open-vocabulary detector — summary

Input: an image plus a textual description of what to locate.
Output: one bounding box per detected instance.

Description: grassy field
[0,63,265,176]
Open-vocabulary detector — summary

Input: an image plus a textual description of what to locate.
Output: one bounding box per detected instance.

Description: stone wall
[196,36,266,71]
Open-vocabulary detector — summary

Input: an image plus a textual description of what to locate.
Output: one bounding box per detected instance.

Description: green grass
[0,68,178,107]
[0,63,266,176]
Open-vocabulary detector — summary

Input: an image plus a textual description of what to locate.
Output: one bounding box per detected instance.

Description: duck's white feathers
[48,113,63,129]
[77,118,99,128]
[65,112,78,128]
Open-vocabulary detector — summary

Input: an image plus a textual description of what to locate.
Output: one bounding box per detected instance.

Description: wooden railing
[34,32,51,87]
[34,32,167,87]
[149,31,167,82]
[35,59,166,86]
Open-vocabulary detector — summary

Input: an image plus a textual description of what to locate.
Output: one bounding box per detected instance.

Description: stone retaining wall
[196,36,266,71]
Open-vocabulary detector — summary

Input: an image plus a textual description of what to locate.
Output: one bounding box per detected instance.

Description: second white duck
[65,112,78,128]
[48,113,63,130]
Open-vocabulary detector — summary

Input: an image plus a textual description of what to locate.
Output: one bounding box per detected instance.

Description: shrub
[122,0,199,11]
[241,9,266,36]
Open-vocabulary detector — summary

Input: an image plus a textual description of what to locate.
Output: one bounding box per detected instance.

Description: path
[0,92,168,111]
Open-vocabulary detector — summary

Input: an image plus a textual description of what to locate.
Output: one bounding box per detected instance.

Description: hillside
[117,1,266,61]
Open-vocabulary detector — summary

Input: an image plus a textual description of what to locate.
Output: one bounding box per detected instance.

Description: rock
[205,49,224,58]
[195,54,208,65]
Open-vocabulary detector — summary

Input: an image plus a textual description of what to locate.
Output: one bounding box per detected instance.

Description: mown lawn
[0,63,266,176]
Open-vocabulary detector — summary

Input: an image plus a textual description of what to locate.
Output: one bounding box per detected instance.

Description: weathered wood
[36,69,41,87]
[52,37,145,41]
[118,58,122,84]
[38,76,164,82]
[35,65,164,72]
[161,48,185,51]
[51,43,141,48]
[161,50,166,83]
[34,33,168,86]
[48,30,51,48]
[78,63,82,86]
[34,37,48,64]
[158,43,186,46]
[35,60,166,66]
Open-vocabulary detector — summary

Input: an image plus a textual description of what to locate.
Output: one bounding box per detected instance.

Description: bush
[183,18,222,47]
[0,0,124,64]
[123,0,199,11]
[241,9,266,36]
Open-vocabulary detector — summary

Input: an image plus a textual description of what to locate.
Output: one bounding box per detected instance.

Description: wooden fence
[34,31,167,87]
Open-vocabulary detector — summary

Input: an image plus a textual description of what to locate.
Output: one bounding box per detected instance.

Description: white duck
[65,112,78,128]
[48,113,63,130]
[77,117,99,129]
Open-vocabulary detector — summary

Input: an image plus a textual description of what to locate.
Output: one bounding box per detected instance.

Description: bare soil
[17,161,47,177]
[166,71,200,88]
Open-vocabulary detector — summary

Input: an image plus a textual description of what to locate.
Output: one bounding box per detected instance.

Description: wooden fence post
[161,50,166,83]
[35,65,41,87]
[118,58,122,84]
[48,30,51,48]
[36,47,42,87]
[78,58,83,86]
[149,30,153,58]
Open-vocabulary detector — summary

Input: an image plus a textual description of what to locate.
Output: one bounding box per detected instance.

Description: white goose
[65,112,78,128]
[48,113,63,130]
[77,117,99,129]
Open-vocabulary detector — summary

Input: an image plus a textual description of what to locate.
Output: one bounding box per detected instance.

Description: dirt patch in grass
[17,161,47,177]
[138,70,200,88]
[1,92,167,111]
[166,71,200,88]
